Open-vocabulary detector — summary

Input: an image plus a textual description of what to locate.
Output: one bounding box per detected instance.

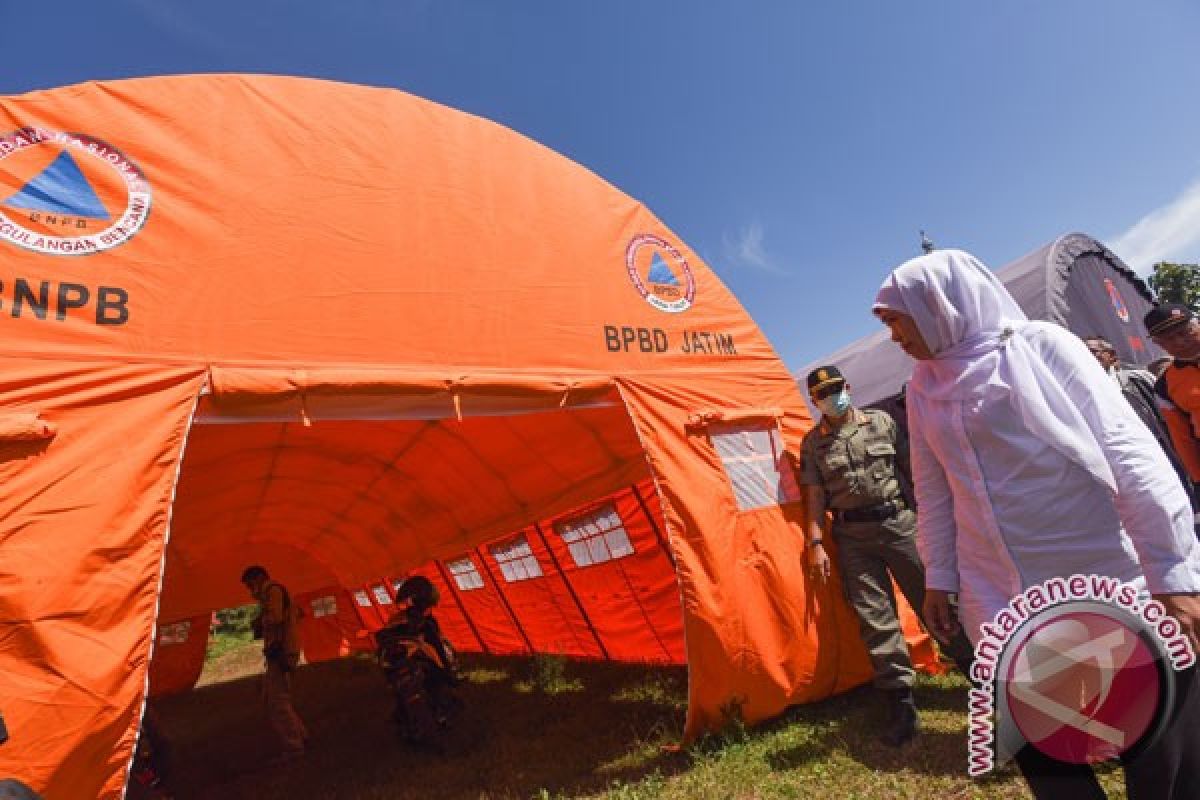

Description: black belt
[831,499,907,524]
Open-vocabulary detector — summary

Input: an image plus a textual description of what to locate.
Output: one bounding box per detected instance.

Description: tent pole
[434,560,489,655]
[631,484,675,567]
[474,546,534,654]
[532,522,610,660]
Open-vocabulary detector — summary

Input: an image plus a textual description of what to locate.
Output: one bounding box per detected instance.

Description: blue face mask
[816,388,851,417]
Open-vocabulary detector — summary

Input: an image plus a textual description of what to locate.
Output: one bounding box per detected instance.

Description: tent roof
[800,233,1159,407]
[1,74,780,384]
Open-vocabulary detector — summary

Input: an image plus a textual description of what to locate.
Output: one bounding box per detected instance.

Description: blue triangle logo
[3,151,110,219]
[647,252,679,285]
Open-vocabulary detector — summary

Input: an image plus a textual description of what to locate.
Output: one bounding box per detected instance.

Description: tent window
[709,421,801,511]
[446,557,485,591]
[311,595,338,618]
[489,535,543,583]
[371,585,393,605]
[353,590,373,608]
[557,504,635,567]
[158,621,191,646]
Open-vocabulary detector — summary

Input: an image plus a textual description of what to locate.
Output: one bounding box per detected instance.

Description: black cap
[806,365,846,395]
[1144,303,1194,336]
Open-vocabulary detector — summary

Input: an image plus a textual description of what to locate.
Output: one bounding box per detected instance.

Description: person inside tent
[388,575,456,682]
[875,249,1200,799]
[241,565,309,764]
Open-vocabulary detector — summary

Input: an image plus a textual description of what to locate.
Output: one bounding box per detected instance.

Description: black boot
[880,687,920,747]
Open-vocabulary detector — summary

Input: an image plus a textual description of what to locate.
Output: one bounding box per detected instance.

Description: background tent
[0,75,939,800]
[801,233,1164,408]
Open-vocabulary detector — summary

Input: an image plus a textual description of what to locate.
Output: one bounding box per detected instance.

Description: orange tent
[0,75,937,799]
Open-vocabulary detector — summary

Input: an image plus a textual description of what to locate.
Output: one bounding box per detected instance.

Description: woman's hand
[1153,593,1200,656]
[924,589,961,643]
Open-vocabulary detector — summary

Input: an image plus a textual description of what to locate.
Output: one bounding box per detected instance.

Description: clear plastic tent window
[446,556,485,591]
[353,590,373,608]
[310,595,338,618]
[489,535,544,583]
[709,421,802,511]
[557,503,635,567]
[158,620,191,646]
[371,586,393,605]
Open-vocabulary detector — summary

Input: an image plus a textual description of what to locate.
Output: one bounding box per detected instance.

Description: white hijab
[873,249,1116,492]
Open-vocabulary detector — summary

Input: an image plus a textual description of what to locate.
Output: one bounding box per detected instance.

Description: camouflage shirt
[795,408,909,510]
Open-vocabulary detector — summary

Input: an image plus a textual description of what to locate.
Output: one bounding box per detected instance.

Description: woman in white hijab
[874,249,1200,799]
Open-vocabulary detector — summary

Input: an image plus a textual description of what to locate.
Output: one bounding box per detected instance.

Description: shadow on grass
[157,648,983,799]
[756,674,975,779]
[157,652,692,800]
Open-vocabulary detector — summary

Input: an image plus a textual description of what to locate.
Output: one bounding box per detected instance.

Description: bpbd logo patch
[0,127,151,256]
[625,233,695,313]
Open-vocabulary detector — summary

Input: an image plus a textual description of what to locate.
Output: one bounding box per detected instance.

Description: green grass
[205,629,254,661]
[154,640,1128,800]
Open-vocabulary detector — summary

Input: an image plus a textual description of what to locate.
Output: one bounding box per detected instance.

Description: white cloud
[1110,177,1200,274]
[721,220,789,275]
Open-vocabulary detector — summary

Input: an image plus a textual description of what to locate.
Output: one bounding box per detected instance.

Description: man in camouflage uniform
[796,365,971,746]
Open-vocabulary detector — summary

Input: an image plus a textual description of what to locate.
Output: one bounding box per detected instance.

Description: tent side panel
[445,557,530,656]
[295,588,371,662]
[618,374,896,740]
[0,360,204,800]
[539,483,686,664]
[411,566,489,654]
[491,527,603,659]
[147,614,210,698]
[350,586,388,630]
[400,480,686,665]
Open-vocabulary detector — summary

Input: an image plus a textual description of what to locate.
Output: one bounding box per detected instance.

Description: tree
[1148,262,1200,311]
[213,604,257,635]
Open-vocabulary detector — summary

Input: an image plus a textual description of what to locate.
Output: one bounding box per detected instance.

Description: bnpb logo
[0,127,151,256]
[626,233,696,313]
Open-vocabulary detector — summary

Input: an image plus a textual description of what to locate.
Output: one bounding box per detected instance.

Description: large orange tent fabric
[0,75,937,799]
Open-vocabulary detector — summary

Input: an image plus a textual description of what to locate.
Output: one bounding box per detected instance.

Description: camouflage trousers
[834,509,972,689]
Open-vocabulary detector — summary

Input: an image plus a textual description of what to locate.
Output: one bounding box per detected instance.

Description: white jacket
[911,322,1200,641]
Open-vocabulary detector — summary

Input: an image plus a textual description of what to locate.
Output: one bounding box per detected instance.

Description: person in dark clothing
[1149,356,1173,380]
[390,576,456,679]
[1083,335,1197,510]
[0,780,42,800]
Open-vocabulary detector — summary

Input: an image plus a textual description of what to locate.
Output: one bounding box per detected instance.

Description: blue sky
[3,1,1198,370]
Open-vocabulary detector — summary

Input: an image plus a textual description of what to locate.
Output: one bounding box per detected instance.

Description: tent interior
[149,387,689,696]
